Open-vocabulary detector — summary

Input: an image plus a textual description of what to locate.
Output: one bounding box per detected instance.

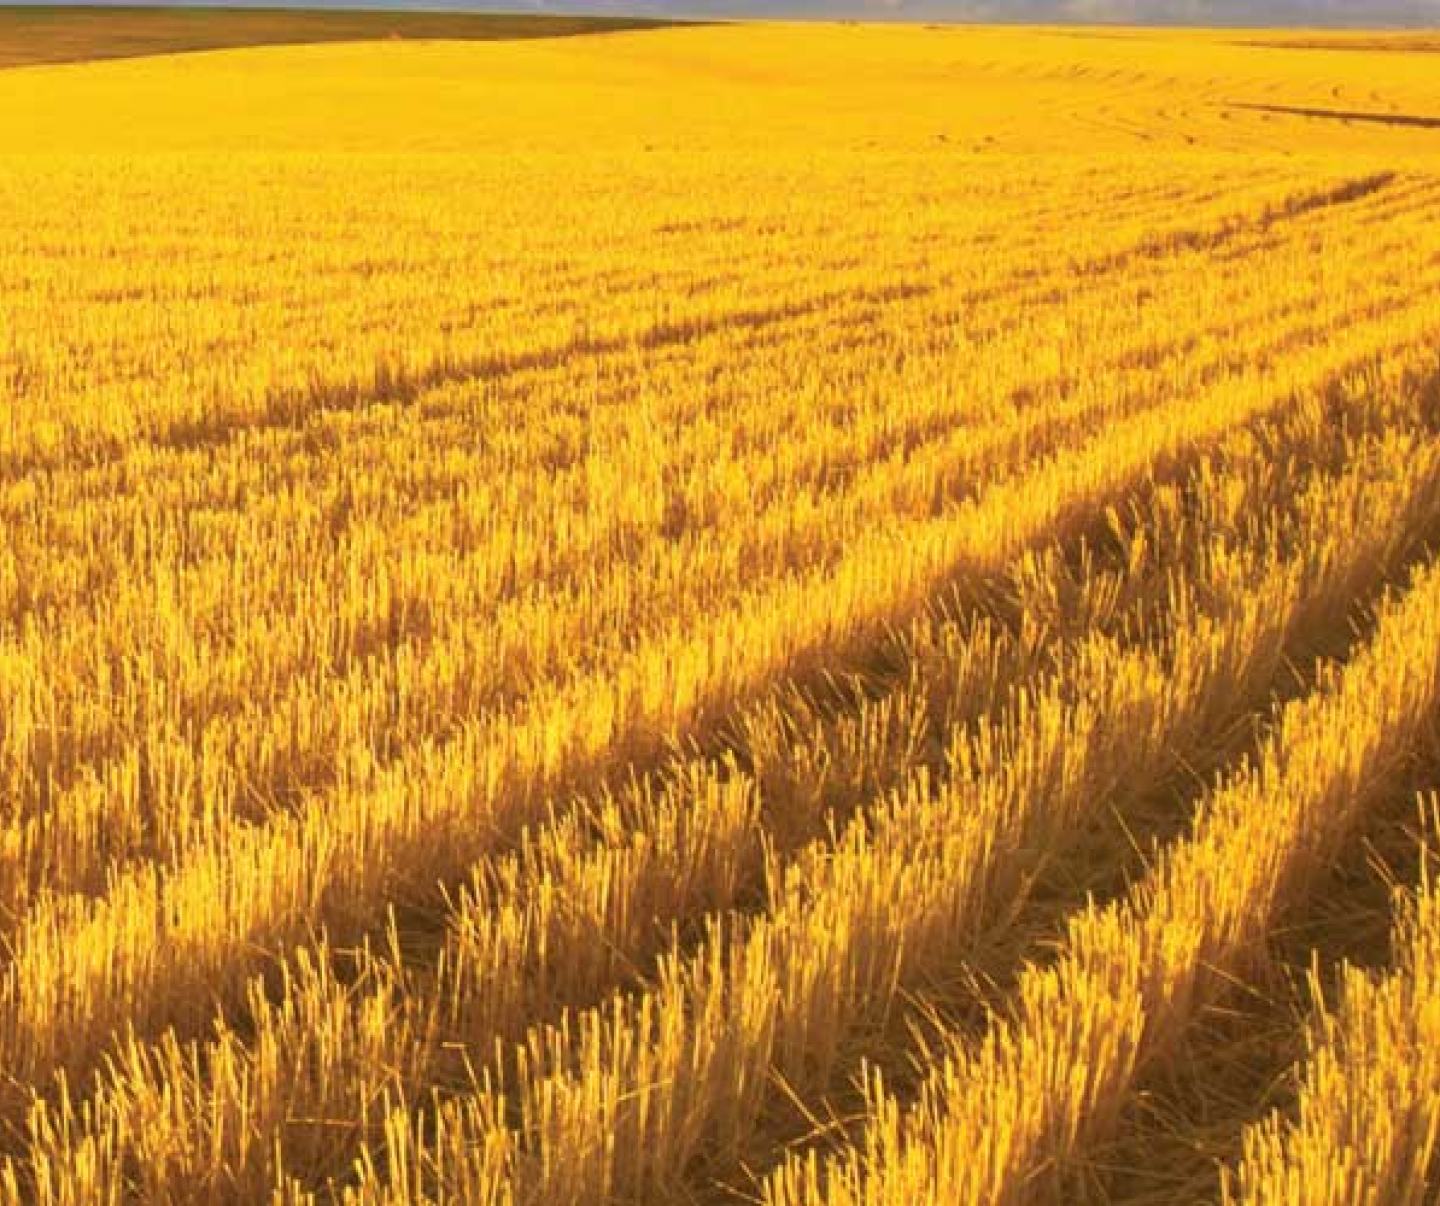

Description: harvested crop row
[5,165,1418,838]
[1225,798,1440,1206]
[0,159,1322,456]
[8,260,1440,1151]
[6,202,1421,941]
[315,357,1440,1205]
[764,417,1440,1206]
[11,172,1412,934]
[129,371,1399,1206]
[10,341,1401,1199]
[3,283,1428,1138]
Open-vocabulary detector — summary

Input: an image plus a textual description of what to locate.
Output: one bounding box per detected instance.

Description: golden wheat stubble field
[3,12,1440,1204]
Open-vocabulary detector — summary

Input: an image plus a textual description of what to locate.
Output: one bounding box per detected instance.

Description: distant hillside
[0,6,675,71]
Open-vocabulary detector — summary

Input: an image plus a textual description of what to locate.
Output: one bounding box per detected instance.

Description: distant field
[2,17,1440,1206]
[0,5,674,70]
[1244,34,1440,52]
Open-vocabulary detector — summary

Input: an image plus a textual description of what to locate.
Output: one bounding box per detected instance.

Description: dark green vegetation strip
[0,6,680,70]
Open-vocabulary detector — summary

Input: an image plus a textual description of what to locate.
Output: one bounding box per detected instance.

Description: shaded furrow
[764,402,1440,1206]
[1224,798,1440,1206]
[318,359,1440,1204]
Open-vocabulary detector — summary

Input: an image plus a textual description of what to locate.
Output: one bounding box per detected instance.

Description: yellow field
[3,17,1440,1204]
